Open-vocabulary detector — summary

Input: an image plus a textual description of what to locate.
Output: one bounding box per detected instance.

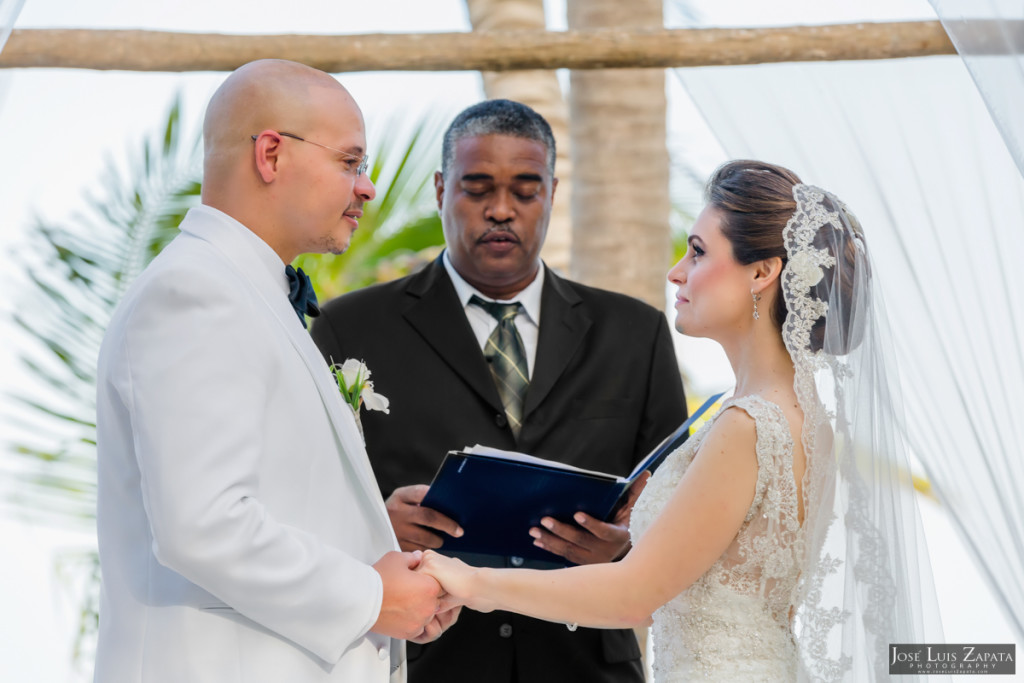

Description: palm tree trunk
[464,0,572,274]
[567,0,670,309]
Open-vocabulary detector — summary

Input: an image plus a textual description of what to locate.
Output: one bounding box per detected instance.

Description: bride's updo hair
[705,160,799,333]
[705,160,867,353]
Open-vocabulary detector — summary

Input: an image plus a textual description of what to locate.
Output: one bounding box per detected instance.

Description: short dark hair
[441,99,556,178]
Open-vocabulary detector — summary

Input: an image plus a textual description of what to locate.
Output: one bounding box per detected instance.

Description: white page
[463,445,624,482]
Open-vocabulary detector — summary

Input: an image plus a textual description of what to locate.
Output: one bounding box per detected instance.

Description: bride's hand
[417,550,496,613]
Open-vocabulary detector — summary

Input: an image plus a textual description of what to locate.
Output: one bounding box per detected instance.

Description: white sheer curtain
[0,0,24,53]
[930,0,1024,178]
[0,0,25,116]
[674,56,1024,640]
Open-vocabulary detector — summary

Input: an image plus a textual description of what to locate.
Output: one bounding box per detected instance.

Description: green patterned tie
[471,295,530,438]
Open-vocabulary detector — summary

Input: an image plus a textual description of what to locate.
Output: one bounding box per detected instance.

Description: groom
[94,60,455,683]
[312,100,686,682]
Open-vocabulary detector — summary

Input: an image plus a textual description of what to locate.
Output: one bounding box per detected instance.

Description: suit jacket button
[495,413,508,428]
[377,646,389,661]
[499,623,513,638]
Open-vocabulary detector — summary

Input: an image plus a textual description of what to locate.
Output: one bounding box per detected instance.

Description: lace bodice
[630,395,805,682]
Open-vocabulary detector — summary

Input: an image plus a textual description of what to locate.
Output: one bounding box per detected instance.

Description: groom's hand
[371,550,444,640]
[386,485,464,552]
[528,472,651,565]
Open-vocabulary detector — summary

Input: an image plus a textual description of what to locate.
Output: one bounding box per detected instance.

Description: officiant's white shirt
[94,205,402,683]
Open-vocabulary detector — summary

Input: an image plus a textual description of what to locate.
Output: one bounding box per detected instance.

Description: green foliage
[6,95,202,527]
[671,205,692,264]
[669,157,704,265]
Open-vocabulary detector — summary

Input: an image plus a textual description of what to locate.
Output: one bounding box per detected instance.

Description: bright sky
[0,0,1019,681]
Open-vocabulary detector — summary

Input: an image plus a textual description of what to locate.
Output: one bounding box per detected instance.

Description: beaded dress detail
[630,395,804,682]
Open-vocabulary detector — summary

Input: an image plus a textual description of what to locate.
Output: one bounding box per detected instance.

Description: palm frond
[4,94,203,527]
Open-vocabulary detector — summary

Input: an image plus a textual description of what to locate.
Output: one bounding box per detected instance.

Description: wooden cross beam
[0,21,956,72]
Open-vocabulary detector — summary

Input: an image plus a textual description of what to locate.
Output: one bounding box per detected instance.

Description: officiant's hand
[386,485,464,552]
[529,471,651,565]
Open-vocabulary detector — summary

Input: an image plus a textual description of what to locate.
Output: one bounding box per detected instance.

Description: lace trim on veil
[782,185,899,681]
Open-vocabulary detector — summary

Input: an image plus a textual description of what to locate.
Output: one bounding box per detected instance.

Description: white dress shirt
[442,249,543,378]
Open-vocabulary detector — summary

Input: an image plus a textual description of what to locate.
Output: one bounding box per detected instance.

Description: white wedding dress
[630,395,804,682]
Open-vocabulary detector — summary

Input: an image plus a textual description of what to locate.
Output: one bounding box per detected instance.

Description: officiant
[312,99,685,683]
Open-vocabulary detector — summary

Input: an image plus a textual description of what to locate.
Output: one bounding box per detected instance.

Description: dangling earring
[752,290,761,320]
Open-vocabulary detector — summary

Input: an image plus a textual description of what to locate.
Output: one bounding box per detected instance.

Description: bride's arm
[421,408,760,628]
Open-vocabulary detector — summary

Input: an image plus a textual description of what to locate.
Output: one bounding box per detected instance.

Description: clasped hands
[371,550,462,644]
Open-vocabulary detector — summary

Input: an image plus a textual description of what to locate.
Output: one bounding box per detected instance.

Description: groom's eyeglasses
[250,132,370,177]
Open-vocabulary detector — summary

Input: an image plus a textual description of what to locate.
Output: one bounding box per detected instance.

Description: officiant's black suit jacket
[311,255,686,683]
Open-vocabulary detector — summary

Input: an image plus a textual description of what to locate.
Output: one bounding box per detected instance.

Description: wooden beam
[0,22,955,72]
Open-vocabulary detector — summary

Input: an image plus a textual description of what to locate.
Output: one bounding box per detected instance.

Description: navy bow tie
[285,265,320,329]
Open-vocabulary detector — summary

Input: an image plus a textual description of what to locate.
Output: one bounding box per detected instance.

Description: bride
[419,160,938,681]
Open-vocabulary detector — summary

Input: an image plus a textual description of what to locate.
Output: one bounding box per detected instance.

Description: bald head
[203,59,356,182]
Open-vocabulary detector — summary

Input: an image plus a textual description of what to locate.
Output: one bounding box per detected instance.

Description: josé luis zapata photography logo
[890,644,1015,675]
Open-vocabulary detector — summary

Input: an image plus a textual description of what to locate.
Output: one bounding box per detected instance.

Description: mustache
[478,226,520,243]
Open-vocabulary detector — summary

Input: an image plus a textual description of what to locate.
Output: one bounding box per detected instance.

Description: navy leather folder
[421,391,726,563]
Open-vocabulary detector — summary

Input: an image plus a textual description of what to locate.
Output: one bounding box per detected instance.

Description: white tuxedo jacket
[94,206,403,682]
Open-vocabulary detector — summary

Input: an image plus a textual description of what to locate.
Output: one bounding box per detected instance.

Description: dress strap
[723,395,796,524]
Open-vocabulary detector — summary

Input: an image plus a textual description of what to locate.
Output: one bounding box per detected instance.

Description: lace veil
[783,185,942,680]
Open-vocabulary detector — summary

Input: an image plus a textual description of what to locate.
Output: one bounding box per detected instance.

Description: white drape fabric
[930,0,1024,178]
[0,0,24,54]
[673,55,1024,643]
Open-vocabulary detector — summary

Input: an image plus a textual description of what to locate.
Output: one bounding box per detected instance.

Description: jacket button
[495,413,508,428]
[377,646,389,661]
[498,623,513,638]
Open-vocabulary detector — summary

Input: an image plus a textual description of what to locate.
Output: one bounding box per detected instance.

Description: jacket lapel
[524,269,591,419]
[401,258,505,415]
[180,210,396,546]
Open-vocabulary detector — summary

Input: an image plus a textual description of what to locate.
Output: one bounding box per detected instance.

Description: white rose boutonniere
[329,358,389,439]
